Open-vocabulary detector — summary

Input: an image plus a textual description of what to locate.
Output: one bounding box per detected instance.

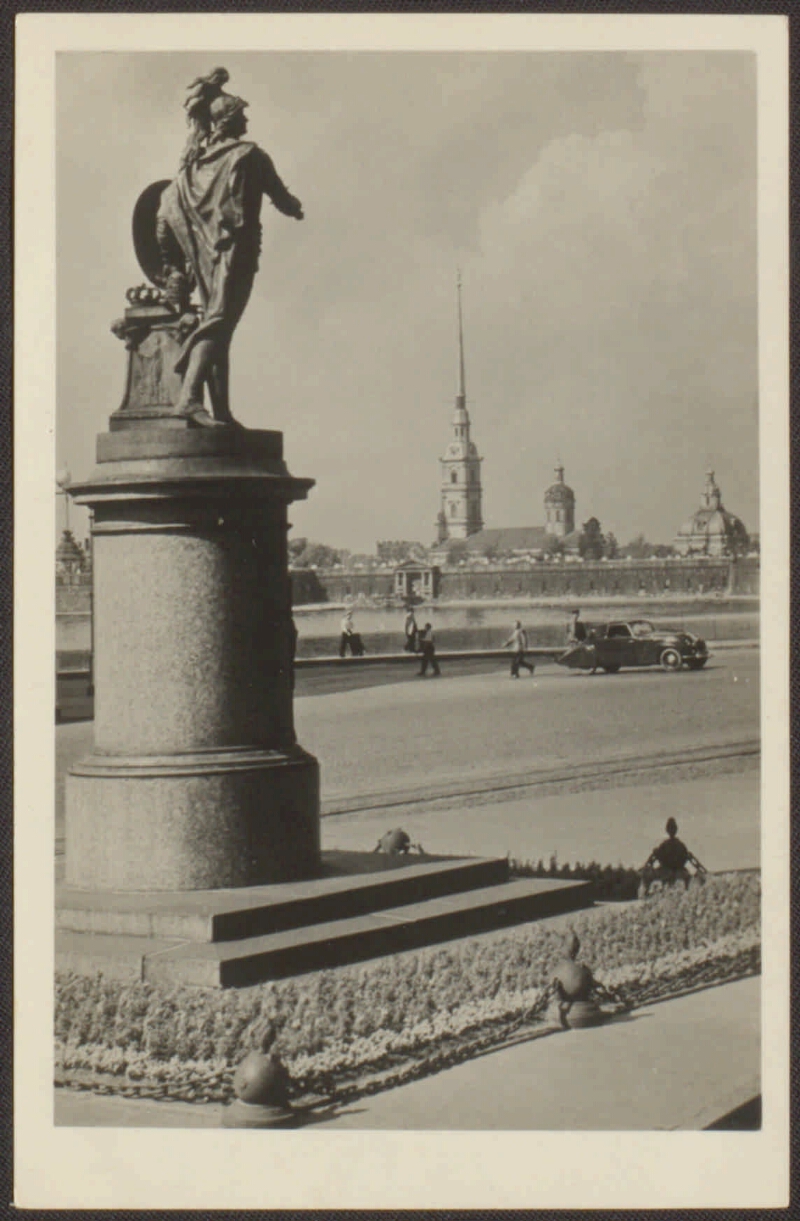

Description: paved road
[54,976,759,1131]
[322,768,759,871]
[294,650,758,806]
[55,649,759,863]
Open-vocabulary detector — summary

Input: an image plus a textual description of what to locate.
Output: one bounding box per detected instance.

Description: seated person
[640,817,706,895]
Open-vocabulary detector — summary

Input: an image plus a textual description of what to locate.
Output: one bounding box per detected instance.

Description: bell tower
[544,461,576,537]
[437,273,483,541]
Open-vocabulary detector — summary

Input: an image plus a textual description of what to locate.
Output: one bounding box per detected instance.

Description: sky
[56,50,758,552]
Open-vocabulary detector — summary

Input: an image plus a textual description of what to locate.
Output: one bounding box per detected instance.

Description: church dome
[545,482,574,504]
[56,529,83,567]
[544,463,574,504]
[674,471,749,556]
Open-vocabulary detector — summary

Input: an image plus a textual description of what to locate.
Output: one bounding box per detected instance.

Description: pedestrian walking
[503,619,535,678]
[339,609,356,658]
[566,607,587,644]
[417,622,441,677]
[403,607,419,653]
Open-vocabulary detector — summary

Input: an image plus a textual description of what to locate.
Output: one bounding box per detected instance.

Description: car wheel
[660,647,682,672]
[602,665,620,674]
[686,658,707,670]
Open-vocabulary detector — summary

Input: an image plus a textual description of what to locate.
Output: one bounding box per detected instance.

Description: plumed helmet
[209,93,248,124]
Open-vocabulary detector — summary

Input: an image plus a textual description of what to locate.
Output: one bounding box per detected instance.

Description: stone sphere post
[64,422,320,891]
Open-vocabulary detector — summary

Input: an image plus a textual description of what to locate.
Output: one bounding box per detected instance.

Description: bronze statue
[550,931,619,1029]
[639,817,707,896]
[143,68,303,427]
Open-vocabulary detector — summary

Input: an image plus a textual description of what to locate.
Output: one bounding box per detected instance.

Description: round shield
[132,179,171,286]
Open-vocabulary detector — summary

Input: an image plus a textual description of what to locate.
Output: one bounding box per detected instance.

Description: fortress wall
[289,557,759,605]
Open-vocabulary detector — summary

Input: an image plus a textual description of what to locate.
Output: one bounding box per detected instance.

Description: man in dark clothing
[640,817,706,895]
[417,623,441,677]
[566,608,587,644]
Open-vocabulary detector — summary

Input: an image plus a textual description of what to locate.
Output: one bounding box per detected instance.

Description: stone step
[56,852,510,943]
[55,876,593,988]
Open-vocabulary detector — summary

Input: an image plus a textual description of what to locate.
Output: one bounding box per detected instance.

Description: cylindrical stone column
[64,426,320,891]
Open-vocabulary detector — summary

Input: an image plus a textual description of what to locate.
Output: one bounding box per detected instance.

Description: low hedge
[55,872,759,1105]
[510,855,645,900]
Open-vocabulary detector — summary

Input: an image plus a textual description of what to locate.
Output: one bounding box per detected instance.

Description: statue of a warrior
[150,68,303,427]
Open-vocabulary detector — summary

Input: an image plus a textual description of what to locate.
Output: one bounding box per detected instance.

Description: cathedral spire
[456,269,466,408]
[436,271,483,543]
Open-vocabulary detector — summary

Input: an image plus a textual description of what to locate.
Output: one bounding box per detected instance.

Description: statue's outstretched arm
[259,149,303,220]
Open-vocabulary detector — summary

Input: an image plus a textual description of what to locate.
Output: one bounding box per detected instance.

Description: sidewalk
[55,975,759,1131]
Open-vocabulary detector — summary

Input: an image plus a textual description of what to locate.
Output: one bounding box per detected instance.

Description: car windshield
[630,621,654,637]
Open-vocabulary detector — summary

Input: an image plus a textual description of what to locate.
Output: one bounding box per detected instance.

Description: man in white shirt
[504,620,535,678]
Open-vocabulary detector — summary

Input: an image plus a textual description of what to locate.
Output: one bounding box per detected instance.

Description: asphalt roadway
[55,649,759,872]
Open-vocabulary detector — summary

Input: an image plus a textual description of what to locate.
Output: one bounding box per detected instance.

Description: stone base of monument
[63,424,321,893]
[65,746,319,891]
[221,1098,297,1129]
[56,852,593,988]
[564,999,605,1029]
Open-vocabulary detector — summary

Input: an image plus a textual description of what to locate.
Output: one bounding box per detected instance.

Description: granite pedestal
[65,423,320,891]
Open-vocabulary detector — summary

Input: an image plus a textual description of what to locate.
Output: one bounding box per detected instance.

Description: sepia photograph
[15,11,789,1211]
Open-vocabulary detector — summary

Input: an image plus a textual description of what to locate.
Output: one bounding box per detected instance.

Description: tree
[622,533,653,560]
[287,536,308,563]
[292,541,343,569]
[446,540,468,566]
[603,531,619,560]
[543,535,565,558]
[579,517,606,561]
[376,540,427,564]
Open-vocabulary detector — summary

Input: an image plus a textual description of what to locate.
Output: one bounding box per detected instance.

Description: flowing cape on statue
[157,139,265,373]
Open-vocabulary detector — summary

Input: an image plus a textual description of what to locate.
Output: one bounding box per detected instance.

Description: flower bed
[55,873,759,1107]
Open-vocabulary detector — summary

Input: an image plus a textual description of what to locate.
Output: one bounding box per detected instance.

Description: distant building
[393,560,441,602]
[436,275,483,543]
[463,462,581,556]
[56,528,89,584]
[674,469,749,557]
[544,462,576,538]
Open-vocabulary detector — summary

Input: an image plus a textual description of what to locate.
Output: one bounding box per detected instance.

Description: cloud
[56,51,758,551]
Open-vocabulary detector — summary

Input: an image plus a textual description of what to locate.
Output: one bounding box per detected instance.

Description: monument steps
[56,853,509,942]
[55,857,593,988]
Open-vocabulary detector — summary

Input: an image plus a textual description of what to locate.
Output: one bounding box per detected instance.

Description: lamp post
[86,513,95,697]
[56,466,72,536]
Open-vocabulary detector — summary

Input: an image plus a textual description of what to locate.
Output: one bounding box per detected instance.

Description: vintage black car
[558,619,708,674]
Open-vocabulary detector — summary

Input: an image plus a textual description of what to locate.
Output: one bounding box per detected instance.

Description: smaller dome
[544,462,574,504]
[56,529,83,565]
[545,482,574,504]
